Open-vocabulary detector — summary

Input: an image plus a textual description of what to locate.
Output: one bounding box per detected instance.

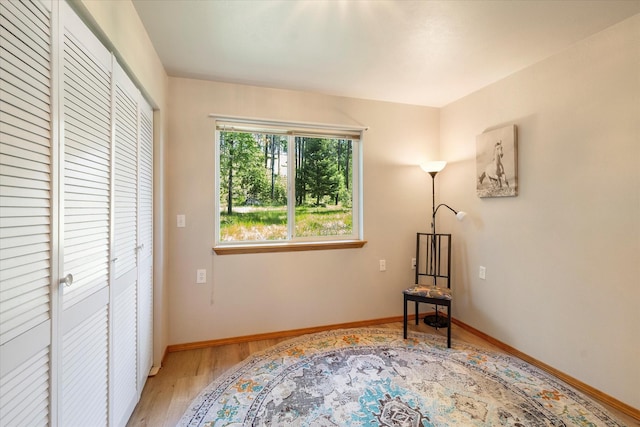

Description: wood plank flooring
[126,322,638,426]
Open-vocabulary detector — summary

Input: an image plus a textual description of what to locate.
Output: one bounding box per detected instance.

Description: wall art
[476,125,517,197]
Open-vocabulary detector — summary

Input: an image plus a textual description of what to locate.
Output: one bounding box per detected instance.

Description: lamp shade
[455,211,467,221]
[420,161,447,174]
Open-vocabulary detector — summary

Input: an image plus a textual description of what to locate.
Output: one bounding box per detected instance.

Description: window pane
[294,137,353,237]
[219,132,288,241]
[216,119,361,247]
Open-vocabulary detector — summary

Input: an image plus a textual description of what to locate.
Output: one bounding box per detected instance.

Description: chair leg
[403,296,408,339]
[447,303,451,348]
[414,301,419,325]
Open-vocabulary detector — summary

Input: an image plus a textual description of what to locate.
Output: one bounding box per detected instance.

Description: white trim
[213,127,222,246]
[0,321,51,378]
[209,113,369,133]
[107,52,117,427]
[355,137,364,239]
[287,135,295,240]
[50,1,60,425]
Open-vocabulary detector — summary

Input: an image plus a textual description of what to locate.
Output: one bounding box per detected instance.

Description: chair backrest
[415,233,451,288]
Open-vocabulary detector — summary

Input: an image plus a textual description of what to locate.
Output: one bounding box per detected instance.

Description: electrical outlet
[379,259,386,272]
[479,266,486,280]
[411,258,416,269]
[177,214,186,228]
[196,269,206,284]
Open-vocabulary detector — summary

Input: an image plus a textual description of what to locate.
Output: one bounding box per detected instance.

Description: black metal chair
[403,233,452,348]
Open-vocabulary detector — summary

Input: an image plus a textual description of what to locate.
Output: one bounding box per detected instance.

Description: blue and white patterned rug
[178,328,624,426]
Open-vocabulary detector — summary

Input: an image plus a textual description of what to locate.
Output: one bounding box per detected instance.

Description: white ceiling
[132,0,639,107]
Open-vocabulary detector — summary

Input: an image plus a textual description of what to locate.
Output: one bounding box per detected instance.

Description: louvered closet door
[0,0,54,425]
[137,99,153,390]
[59,2,111,425]
[111,61,139,427]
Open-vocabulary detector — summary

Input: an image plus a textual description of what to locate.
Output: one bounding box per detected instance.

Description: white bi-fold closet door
[0,0,54,425]
[0,0,153,425]
[60,3,112,424]
[111,58,154,427]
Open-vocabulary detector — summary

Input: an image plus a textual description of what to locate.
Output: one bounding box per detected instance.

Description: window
[213,117,364,252]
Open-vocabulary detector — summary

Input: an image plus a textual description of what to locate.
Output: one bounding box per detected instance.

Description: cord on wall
[210,248,215,305]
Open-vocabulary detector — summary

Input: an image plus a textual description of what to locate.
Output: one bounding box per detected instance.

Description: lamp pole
[428,171,438,283]
[420,162,467,329]
[429,171,437,231]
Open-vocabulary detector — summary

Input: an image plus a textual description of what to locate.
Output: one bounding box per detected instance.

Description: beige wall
[166,78,440,344]
[439,15,640,408]
[75,0,170,369]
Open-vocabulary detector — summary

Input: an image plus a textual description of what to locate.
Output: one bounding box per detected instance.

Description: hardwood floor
[126,321,638,426]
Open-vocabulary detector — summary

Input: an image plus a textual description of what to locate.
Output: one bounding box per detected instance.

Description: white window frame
[211,115,366,253]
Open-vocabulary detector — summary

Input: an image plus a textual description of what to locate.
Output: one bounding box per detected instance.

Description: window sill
[213,240,367,255]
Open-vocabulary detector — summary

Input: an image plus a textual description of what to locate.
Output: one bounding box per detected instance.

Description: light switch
[177,214,186,228]
[196,269,206,284]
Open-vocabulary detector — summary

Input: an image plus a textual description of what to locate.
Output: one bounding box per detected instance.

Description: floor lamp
[420,161,466,328]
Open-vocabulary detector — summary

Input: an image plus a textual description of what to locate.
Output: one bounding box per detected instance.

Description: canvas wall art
[476,125,517,197]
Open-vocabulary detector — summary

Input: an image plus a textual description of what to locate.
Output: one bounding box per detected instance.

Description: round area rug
[178,328,624,426]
